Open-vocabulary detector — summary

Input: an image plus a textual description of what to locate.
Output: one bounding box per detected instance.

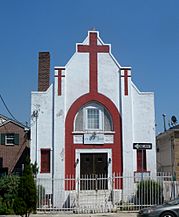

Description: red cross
[122,69,130,96]
[77,32,109,93]
[55,68,65,96]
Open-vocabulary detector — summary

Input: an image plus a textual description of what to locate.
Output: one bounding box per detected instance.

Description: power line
[0,94,17,121]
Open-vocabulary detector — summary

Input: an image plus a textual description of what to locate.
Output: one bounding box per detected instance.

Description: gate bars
[36,172,177,213]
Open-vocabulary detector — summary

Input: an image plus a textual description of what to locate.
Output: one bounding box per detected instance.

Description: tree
[0,175,20,214]
[13,157,37,217]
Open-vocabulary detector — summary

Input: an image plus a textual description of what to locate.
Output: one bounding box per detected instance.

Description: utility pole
[162,114,166,132]
[32,110,39,170]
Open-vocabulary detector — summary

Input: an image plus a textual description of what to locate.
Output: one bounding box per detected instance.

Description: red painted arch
[65,92,123,183]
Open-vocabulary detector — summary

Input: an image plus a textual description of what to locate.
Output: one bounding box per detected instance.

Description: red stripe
[55,69,64,96]
[124,70,128,96]
[77,32,109,93]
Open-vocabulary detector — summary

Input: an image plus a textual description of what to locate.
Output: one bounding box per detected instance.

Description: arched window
[74,102,113,132]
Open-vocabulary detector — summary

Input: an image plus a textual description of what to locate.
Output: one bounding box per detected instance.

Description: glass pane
[87,108,99,129]
[6,134,15,144]
[75,109,83,131]
[104,109,113,131]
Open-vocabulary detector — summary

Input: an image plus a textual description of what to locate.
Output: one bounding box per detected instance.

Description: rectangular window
[41,149,50,173]
[6,134,15,145]
[87,108,99,129]
[137,150,147,172]
[0,133,19,145]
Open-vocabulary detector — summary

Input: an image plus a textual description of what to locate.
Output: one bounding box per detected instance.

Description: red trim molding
[55,68,65,96]
[65,92,122,189]
[121,69,131,96]
[78,32,109,93]
[124,70,128,96]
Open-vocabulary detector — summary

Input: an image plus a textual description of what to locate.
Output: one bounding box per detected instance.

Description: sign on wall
[133,143,152,150]
[84,133,104,144]
[73,134,114,144]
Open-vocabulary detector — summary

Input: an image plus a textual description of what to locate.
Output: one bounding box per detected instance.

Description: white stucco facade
[31,31,156,207]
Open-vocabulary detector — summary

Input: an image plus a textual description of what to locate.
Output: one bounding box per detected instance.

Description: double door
[80,153,108,190]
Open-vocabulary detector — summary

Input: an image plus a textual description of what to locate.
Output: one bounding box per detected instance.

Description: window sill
[134,171,150,175]
[40,171,50,174]
[72,131,115,134]
[5,143,15,146]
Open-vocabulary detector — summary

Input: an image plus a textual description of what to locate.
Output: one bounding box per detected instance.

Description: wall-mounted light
[108,158,111,165]
[75,158,79,167]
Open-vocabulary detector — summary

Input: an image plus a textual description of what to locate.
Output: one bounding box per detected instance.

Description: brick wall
[38,52,50,91]
[0,122,29,174]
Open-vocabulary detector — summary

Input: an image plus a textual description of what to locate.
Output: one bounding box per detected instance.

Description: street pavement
[4,212,137,217]
[34,212,137,217]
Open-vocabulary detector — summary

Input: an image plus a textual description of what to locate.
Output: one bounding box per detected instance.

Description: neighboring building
[31,31,156,207]
[157,125,179,180]
[0,114,30,176]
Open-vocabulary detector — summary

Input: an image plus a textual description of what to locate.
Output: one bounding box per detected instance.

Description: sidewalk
[6,212,137,217]
[36,213,137,217]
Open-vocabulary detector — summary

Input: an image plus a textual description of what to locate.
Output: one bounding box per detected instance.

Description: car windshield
[165,198,179,205]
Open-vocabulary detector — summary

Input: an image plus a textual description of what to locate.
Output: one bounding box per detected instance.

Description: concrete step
[77,190,113,212]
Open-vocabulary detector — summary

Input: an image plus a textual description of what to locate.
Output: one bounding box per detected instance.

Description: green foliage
[0,204,12,215]
[13,197,27,216]
[136,179,163,205]
[0,175,20,214]
[13,157,37,217]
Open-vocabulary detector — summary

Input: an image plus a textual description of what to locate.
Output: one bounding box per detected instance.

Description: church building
[31,31,156,208]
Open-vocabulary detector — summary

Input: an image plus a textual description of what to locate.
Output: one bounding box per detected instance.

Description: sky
[0,0,179,134]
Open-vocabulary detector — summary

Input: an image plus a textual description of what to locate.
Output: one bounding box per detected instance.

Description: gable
[64,31,124,113]
[0,115,29,130]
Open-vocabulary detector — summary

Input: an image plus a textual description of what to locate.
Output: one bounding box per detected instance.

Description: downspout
[119,69,123,203]
[52,81,55,205]
[119,69,123,176]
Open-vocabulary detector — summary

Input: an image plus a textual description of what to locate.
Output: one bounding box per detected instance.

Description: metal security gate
[36,172,175,213]
[77,175,113,213]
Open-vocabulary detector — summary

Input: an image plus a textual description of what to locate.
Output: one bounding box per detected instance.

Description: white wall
[31,85,53,179]
[98,53,120,110]
[120,69,134,176]
[65,52,89,112]
[53,69,66,179]
[132,83,156,174]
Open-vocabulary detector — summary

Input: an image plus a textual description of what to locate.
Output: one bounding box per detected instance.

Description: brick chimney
[38,52,50,91]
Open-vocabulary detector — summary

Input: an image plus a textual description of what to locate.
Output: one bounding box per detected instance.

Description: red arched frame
[65,92,123,189]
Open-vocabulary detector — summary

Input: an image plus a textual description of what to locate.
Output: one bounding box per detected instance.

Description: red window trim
[40,148,50,173]
[136,149,147,172]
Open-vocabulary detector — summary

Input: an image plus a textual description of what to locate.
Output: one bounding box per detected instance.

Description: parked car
[138,198,179,217]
